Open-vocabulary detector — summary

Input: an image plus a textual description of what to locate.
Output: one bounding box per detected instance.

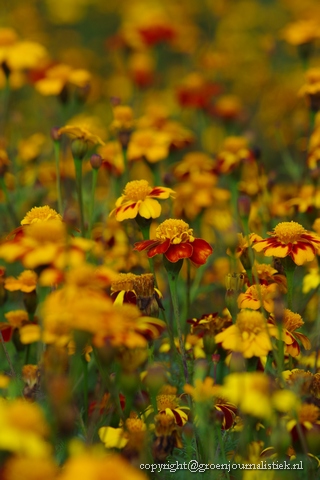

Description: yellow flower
[35,63,91,96]
[58,125,105,146]
[0,399,51,458]
[269,309,311,357]
[220,372,273,419]
[59,452,147,480]
[5,270,37,293]
[184,377,221,403]
[21,206,62,225]
[253,221,320,266]
[99,414,147,451]
[237,283,279,313]
[215,310,277,358]
[281,19,320,46]
[127,128,171,163]
[110,179,175,221]
[3,456,58,480]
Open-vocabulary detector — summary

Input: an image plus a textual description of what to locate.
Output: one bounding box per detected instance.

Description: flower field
[2,1,320,479]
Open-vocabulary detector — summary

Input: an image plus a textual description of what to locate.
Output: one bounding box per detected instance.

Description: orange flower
[237,283,279,313]
[269,309,311,357]
[134,219,213,265]
[253,221,320,266]
[110,180,175,221]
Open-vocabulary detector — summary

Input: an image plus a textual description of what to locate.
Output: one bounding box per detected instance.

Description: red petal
[189,238,213,265]
[165,242,193,262]
[147,238,171,257]
[134,239,159,251]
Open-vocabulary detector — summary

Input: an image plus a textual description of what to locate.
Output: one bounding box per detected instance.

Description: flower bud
[90,153,102,170]
[71,138,88,160]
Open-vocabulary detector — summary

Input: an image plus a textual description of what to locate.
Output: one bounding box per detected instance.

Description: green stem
[166,263,190,384]
[82,356,88,426]
[121,147,129,188]
[0,177,19,226]
[285,259,296,311]
[89,168,99,235]
[0,331,15,377]
[53,141,63,215]
[74,157,85,236]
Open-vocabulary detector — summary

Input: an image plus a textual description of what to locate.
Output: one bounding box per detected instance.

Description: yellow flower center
[156,219,194,244]
[298,404,319,424]
[273,221,305,244]
[156,394,178,411]
[283,309,304,332]
[236,310,266,335]
[21,206,62,225]
[123,180,152,201]
[111,273,136,292]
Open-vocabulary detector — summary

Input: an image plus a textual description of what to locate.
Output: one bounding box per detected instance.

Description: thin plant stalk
[89,168,99,235]
[74,157,85,236]
[53,141,63,215]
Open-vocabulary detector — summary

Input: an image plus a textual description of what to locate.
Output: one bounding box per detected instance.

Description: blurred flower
[127,129,171,163]
[110,179,174,221]
[98,141,124,176]
[152,385,189,427]
[253,221,320,266]
[99,413,147,453]
[34,63,91,96]
[176,72,221,109]
[3,456,58,480]
[134,218,213,265]
[5,270,37,293]
[299,68,320,112]
[214,136,253,175]
[269,309,311,357]
[215,310,277,358]
[152,413,182,462]
[281,19,320,46]
[58,125,104,146]
[237,283,279,313]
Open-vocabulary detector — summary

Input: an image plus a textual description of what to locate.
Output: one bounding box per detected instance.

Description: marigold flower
[253,221,320,266]
[152,413,183,461]
[5,270,37,293]
[269,309,311,357]
[237,283,279,313]
[134,218,213,265]
[58,125,104,146]
[99,413,147,451]
[21,206,62,225]
[110,179,175,221]
[215,310,277,358]
[152,385,189,427]
[127,128,171,163]
[281,20,320,46]
[34,63,91,96]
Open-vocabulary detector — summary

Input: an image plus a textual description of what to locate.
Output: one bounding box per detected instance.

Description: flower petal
[147,238,171,257]
[165,242,193,263]
[189,238,213,266]
[138,198,161,219]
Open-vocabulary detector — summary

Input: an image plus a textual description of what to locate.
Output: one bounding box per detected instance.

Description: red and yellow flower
[110,180,175,221]
[268,309,311,357]
[237,283,279,313]
[253,221,320,266]
[134,219,213,265]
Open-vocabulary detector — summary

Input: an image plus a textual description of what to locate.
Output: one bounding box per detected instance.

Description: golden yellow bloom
[111,105,135,131]
[237,283,279,313]
[58,125,105,146]
[253,221,320,266]
[221,372,274,418]
[215,310,277,358]
[59,452,147,480]
[184,377,221,403]
[5,270,37,293]
[127,128,171,163]
[35,63,91,96]
[110,179,174,221]
[269,309,311,357]
[3,456,58,480]
[4,310,28,328]
[99,414,147,451]
[21,206,62,225]
[281,20,320,46]
[0,398,51,458]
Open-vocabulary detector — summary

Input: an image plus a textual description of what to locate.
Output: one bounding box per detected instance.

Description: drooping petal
[149,187,175,199]
[138,198,161,219]
[165,242,193,263]
[147,238,171,257]
[290,242,316,266]
[134,239,159,252]
[114,201,140,221]
[189,238,213,266]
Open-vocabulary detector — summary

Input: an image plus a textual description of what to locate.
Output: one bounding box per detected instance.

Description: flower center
[273,221,305,244]
[123,180,152,201]
[155,219,194,244]
[125,418,146,432]
[236,311,265,335]
[156,394,178,411]
[250,284,268,300]
[283,309,304,331]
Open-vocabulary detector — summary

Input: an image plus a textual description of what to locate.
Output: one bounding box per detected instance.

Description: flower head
[21,206,62,225]
[134,218,213,265]
[253,221,320,266]
[215,310,277,358]
[110,180,174,221]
